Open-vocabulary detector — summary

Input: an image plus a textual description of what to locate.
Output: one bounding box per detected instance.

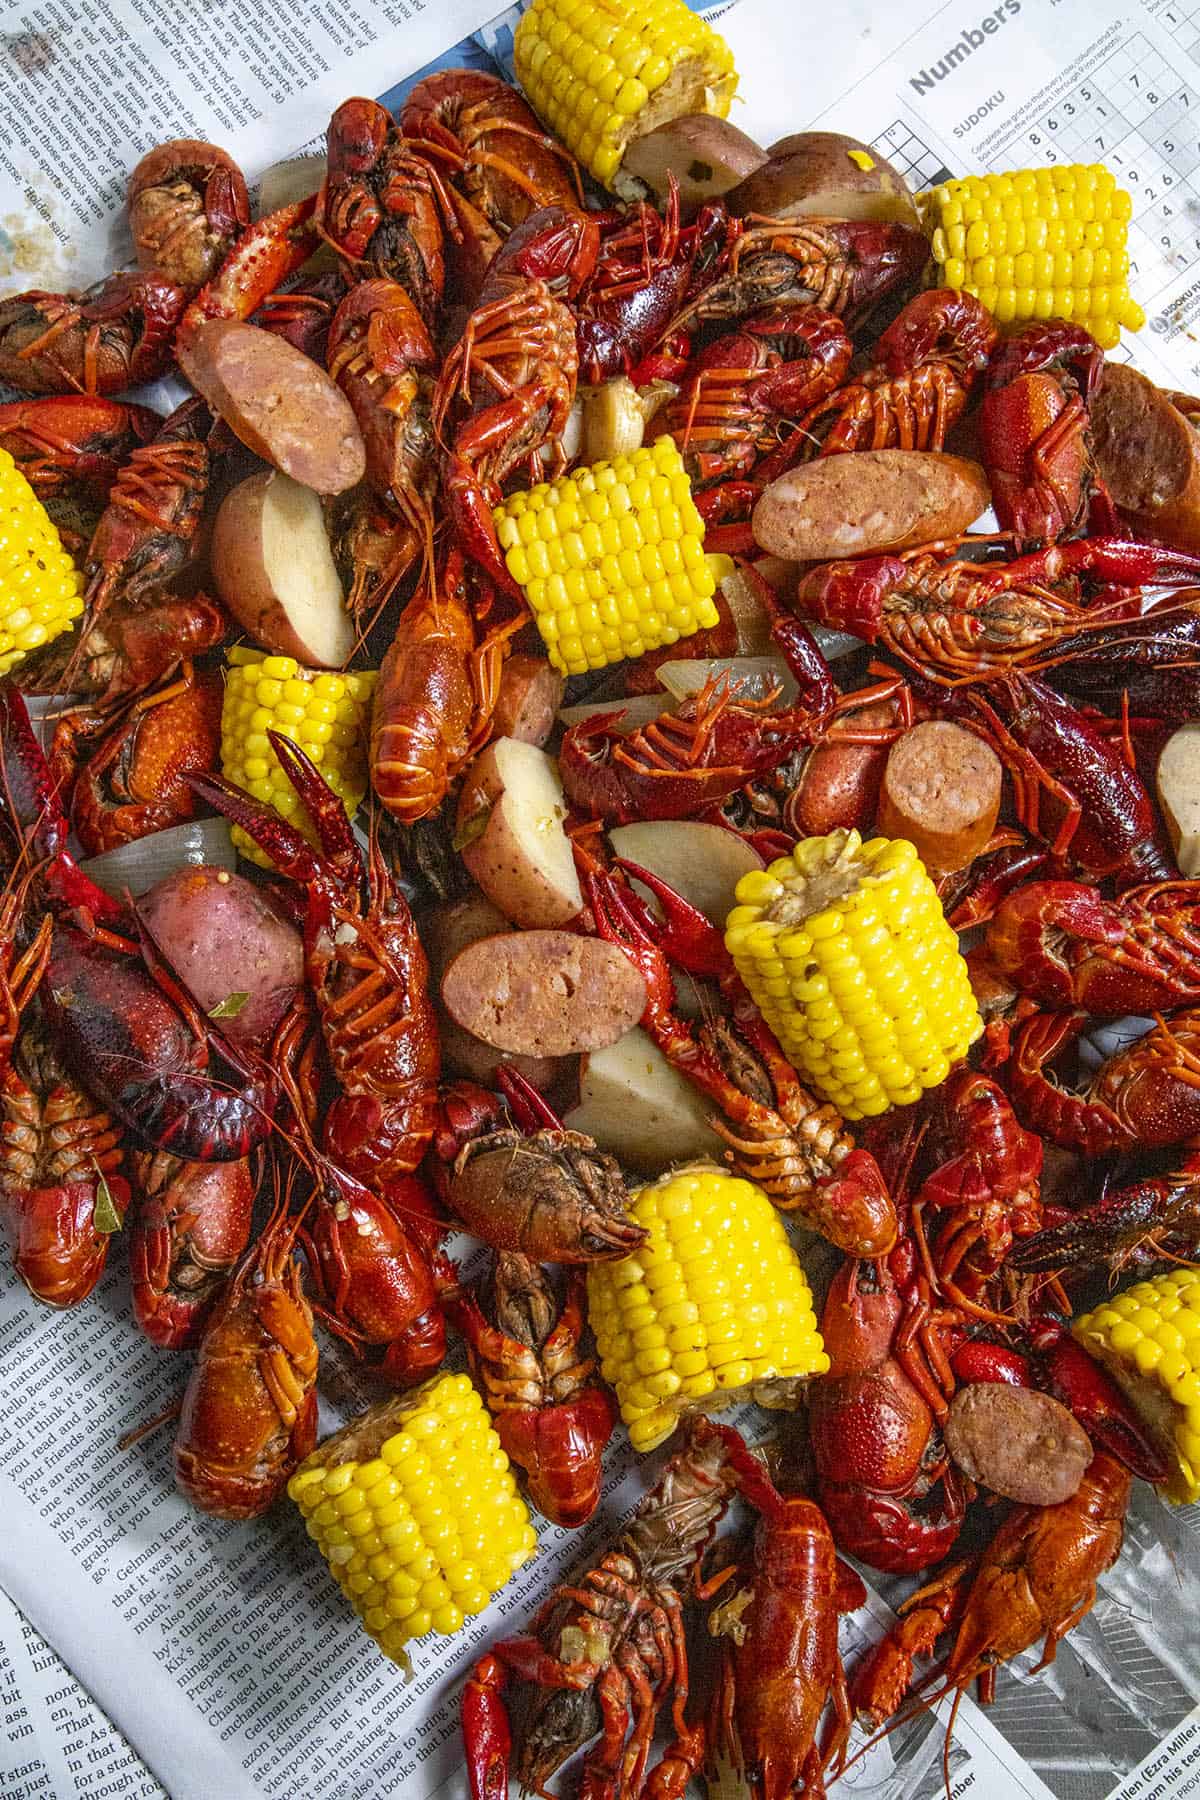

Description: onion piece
[656,656,797,705]
[558,693,675,734]
[81,819,237,898]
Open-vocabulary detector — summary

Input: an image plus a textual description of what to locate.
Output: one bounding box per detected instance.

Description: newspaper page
[0,0,1200,1795]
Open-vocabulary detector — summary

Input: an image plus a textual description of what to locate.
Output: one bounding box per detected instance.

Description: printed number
[1165,138,1176,153]
[1182,90,1192,105]
[1080,86,1093,101]
[1164,172,1174,185]
[1148,92,1159,105]
[1164,202,1174,215]
[1096,136,1106,152]
[1128,167,1140,181]
[1164,233,1174,246]
[1030,131,1042,145]
[1064,101,1075,115]
[1048,116,1058,129]
[1131,72,1140,88]
[1146,185,1156,199]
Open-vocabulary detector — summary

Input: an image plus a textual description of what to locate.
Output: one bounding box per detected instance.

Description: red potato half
[728,132,920,226]
[456,737,583,928]
[138,866,303,1049]
[619,114,768,208]
[564,1028,726,1172]
[442,932,647,1058]
[211,469,354,668]
[178,319,365,494]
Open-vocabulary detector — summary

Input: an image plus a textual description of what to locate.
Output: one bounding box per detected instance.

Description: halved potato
[456,737,583,928]
[211,469,354,667]
[727,133,920,227]
[609,820,763,926]
[621,115,767,210]
[565,1027,725,1171]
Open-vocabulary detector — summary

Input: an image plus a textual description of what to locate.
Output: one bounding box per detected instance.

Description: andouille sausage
[442,932,647,1058]
[945,1383,1092,1505]
[1091,362,1200,549]
[751,449,990,561]
[876,720,1001,873]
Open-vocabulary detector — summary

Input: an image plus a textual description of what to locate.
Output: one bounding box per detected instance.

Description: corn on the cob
[221,647,376,869]
[0,446,83,676]
[493,438,720,676]
[288,1372,538,1669]
[725,829,981,1120]
[917,164,1144,350]
[1075,1271,1200,1504]
[513,0,737,194]
[587,1163,827,1452]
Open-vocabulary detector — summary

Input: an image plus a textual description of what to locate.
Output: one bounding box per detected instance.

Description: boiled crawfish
[1008,1007,1200,1155]
[985,879,1200,1013]
[0,272,187,396]
[799,287,996,456]
[127,138,251,292]
[585,861,897,1256]
[0,1003,128,1308]
[1011,1148,1200,1277]
[0,396,161,504]
[462,1411,737,1800]
[434,1073,644,1264]
[50,667,222,857]
[192,731,441,1189]
[853,1450,1132,1725]
[128,1151,256,1349]
[450,1251,615,1528]
[174,1192,318,1519]
[980,320,1105,547]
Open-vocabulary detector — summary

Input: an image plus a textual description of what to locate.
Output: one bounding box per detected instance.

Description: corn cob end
[587,1162,827,1452]
[0,446,84,676]
[289,1372,538,1669]
[1075,1271,1200,1503]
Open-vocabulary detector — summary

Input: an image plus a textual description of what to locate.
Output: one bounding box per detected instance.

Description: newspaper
[2,0,1200,1793]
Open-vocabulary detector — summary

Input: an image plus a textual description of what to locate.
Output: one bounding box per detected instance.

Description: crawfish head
[877,287,998,377]
[448,1128,644,1263]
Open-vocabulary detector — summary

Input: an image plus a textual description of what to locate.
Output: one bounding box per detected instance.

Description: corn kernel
[1076,1273,1200,1503]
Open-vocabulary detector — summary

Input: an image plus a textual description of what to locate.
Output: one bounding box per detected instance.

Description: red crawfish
[49,667,222,858]
[433,204,597,598]
[128,1151,256,1349]
[799,287,997,457]
[250,269,348,363]
[0,395,161,503]
[560,581,838,826]
[1008,1007,1200,1155]
[700,1425,866,1800]
[852,1450,1131,1728]
[1011,1148,1200,1279]
[173,194,321,349]
[985,879,1200,1014]
[0,271,187,396]
[273,997,449,1388]
[191,730,441,1189]
[657,305,851,549]
[433,1071,645,1264]
[1021,602,1200,727]
[667,216,929,332]
[585,860,897,1257]
[127,138,251,293]
[174,1193,318,1519]
[450,1251,615,1528]
[317,97,450,330]
[809,1254,968,1575]
[980,320,1106,548]
[462,1412,738,1800]
[0,979,130,1310]
[0,684,274,1164]
[794,535,1200,686]
[934,673,1176,887]
[399,68,580,239]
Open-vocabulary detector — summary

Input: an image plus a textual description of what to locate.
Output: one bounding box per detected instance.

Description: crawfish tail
[1011,1173,1200,1273]
[620,1413,738,1586]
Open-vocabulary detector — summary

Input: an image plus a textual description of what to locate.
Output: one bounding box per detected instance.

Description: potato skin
[490,654,566,748]
[728,133,919,226]
[621,114,767,209]
[944,1383,1092,1505]
[442,932,647,1057]
[178,319,365,494]
[752,451,990,561]
[210,469,353,666]
[138,866,303,1049]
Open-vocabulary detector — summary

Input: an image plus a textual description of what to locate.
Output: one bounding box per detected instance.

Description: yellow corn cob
[493,438,719,675]
[587,1163,827,1452]
[513,0,737,194]
[288,1372,538,1670]
[725,829,981,1120]
[917,164,1144,350]
[0,446,84,676]
[221,647,376,869]
[1075,1272,1200,1504]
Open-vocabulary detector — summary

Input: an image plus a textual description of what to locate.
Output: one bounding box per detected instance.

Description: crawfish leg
[579,1663,634,1800]
[1031,1586,1097,1673]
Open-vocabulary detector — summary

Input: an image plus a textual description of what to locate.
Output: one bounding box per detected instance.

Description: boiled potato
[564,1028,725,1172]
[620,114,767,209]
[727,133,920,226]
[609,820,763,927]
[456,737,583,928]
[1157,724,1200,875]
[211,469,354,667]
